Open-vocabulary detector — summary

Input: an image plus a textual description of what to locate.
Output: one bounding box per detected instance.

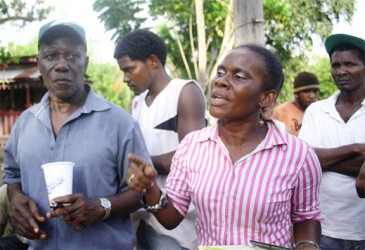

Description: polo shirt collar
[30,84,110,117]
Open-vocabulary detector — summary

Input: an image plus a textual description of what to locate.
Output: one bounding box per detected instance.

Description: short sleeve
[291,145,322,223]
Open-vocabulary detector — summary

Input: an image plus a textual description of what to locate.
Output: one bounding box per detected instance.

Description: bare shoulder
[179,81,205,103]
[177,81,206,129]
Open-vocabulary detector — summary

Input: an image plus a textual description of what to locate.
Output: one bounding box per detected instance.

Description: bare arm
[177,82,206,141]
[356,161,365,198]
[127,154,184,229]
[314,143,365,176]
[293,220,321,249]
[324,155,364,177]
[152,152,175,175]
[153,82,206,175]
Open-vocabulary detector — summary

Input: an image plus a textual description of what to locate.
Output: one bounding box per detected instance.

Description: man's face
[38,37,88,101]
[296,89,319,110]
[330,49,365,92]
[117,55,153,95]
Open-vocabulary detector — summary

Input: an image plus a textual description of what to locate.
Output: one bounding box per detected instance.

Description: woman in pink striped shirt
[127,44,322,250]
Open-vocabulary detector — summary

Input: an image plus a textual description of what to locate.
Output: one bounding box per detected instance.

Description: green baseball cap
[325,33,365,55]
[38,19,87,50]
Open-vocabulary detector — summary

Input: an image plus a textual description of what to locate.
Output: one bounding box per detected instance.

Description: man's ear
[260,90,278,109]
[147,54,160,69]
[84,56,89,72]
[37,56,40,69]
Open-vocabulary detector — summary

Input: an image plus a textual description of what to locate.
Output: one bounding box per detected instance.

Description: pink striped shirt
[166,121,322,248]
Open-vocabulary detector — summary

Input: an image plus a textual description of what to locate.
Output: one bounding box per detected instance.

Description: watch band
[140,191,168,213]
[98,198,111,220]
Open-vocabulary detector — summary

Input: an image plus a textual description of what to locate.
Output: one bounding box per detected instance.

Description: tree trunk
[233,0,265,46]
[195,0,207,89]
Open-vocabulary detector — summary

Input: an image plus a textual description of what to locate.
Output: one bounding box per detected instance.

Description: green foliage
[6,37,38,56]
[153,0,229,80]
[92,0,147,42]
[306,56,337,100]
[0,37,37,66]
[263,0,354,103]
[93,0,229,80]
[93,0,355,97]
[264,0,355,64]
[278,55,307,103]
[0,46,12,66]
[86,61,134,112]
[0,0,52,65]
[0,0,52,25]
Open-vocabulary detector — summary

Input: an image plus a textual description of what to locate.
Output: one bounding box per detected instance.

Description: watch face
[100,198,111,209]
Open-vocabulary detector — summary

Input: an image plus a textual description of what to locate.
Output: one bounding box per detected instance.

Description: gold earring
[258,107,264,127]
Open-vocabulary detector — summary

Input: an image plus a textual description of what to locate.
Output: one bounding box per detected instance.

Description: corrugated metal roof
[0,66,41,82]
[0,65,43,90]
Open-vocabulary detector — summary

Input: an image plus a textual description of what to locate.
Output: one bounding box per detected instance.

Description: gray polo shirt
[4,84,150,249]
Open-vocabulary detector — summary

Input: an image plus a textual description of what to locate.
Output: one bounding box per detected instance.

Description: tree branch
[0,15,37,25]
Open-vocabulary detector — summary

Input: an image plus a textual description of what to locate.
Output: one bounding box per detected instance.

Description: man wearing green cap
[2,19,149,249]
[299,33,365,250]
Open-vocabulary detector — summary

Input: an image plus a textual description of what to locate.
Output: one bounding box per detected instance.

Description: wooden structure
[0,56,46,136]
[233,0,265,46]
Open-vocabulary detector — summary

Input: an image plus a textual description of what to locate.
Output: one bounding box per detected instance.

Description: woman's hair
[234,44,284,94]
[114,29,167,66]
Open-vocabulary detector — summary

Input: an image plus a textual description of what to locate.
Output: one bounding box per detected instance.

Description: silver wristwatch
[140,191,168,213]
[98,198,111,220]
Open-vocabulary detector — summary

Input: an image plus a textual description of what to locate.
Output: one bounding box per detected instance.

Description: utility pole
[233,0,265,46]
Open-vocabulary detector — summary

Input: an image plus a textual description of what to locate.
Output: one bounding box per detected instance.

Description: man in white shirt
[299,33,365,250]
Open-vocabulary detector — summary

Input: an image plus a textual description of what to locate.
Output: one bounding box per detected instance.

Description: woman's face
[209,48,269,122]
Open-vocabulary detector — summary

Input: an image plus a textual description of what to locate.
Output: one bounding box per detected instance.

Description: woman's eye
[217,69,225,77]
[345,62,356,67]
[235,72,246,80]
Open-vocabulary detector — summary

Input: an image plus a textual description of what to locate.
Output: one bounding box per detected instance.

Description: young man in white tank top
[114,29,207,250]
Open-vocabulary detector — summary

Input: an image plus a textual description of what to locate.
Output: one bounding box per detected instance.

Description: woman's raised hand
[127,153,158,193]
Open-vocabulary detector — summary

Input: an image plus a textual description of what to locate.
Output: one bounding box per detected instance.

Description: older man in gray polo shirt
[3,19,149,249]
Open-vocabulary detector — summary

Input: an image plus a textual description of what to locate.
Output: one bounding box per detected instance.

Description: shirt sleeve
[291,144,323,223]
[117,119,152,191]
[3,116,22,185]
[165,135,192,217]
